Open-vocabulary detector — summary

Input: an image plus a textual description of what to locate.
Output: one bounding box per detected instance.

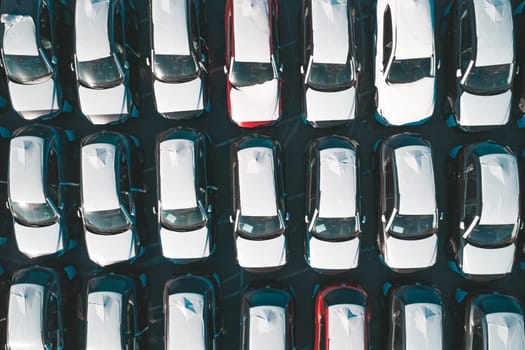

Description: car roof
[479,153,519,225]
[86,291,123,350]
[9,136,46,204]
[248,305,286,350]
[167,292,206,350]
[391,0,434,60]
[394,145,436,216]
[311,0,349,64]
[404,302,443,350]
[1,15,38,56]
[238,146,277,217]
[473,0,513,67]
[81,143,120,212]
[318,147,357,218]
[151,0,191,56]
[8,283,45,349]
[486,312,525,350]
[327,303,365,349]
[75,0,111,62]
[159,138,197,210]
[233,0,271,63]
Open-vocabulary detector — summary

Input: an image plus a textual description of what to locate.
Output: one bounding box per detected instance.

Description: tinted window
[319,312,326,350]
[39,0,53,59]
[126,301,135,349]
[308,157,317,216]
[47,147,59,206]
[45,293,59,348]
[392,299,403,350]
[384,155,395,213]
[190,1,199,54]
[114,2,125,64]
[464,156,478,225]
[472,307,484,350]
[303,1,312,65]
[459,2,473,72]
[120,154,131,212]
[383,6,393,70]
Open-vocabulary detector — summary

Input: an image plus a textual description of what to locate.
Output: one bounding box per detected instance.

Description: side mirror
[145,56,150,67]
[279,63,284,73]
[5,201,9,210]
[152,206,157,215]
[459,221,465,230]
[304,215,309,224]
[77,207,82,218]
[223,65,228,75]
[229,215,234,224]
[456,69,462,78]
[52,56,58,65]
[300,65,304,75]
[381,214,386,223]
[207,204,213,214]
[285,212,290,221]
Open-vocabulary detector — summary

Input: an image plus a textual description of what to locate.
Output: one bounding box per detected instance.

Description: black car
[386,284,444,350]
[300,0,359,127]
[240,284,294,350]
[449,141,520,280]
[6,265,77,350]
[156,127,214,262]
[84,273,148,349]
[164,274,221,349]
[79,131,144,267]
[0,0,71,120]
[8,124,75,259]
[442,0,515,131]
[148,0,209,119]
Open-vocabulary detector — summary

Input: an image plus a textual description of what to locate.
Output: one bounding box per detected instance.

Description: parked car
[443,0,515,131]
[386,284,443,350]
[0,0,70,120]
[461,292,525,349]
[7,266,76,350]
[230,135,288,271]
[374,0,436,126]
[73,0,138,125]
[148,0,209,119]
[85,273,147,349]
[79,131,143,266]
[224,0,282,128]
[305,136,361,271]
[164,274,220,349]
[156,128,214,262]
[377,133,438,272]
[314,284,369,350]
[449,141,520,279]
[241,285,294,350]
[300,0,358,127]
[8,125,75,259]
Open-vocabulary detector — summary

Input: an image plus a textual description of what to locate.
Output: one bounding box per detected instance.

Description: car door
[461,155,479,236]
[389,298,404,350]
[46,140,61,214]
[44,286,63,350]
[381,5,394,82]
[113,0,127,75]
[301,0,312,84]
[381,148,396,238]
[119,145,133,222]
[306,149,318,227]
[456,0,474,93]
[38,0,56,68]
[225,1,233,68]
[125,295,137,350]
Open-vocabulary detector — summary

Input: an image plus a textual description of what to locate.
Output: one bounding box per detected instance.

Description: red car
[314,284,370,350]
[224,0,282,128]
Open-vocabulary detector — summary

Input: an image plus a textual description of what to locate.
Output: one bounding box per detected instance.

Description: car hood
[384,233,437,270]
[153,76,205,115]
[78,83,128,122]
[307,235,359,270]
[305,86,356,122]
[159,226,210,261]
[85,229,136,266]
[8,79,59,119]
[229,79,280,124]
[13,221,63,258]
[236,234,286,269]
[458,89,511,127]
[462,243,515,276]
[377,77,435,125]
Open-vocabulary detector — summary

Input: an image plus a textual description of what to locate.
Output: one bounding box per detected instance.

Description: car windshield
[77,56,123,89]
[308,62,354,91]
[10,201,58,227]
[463,64,512,94]
[312,217,357,241]
[84,208,131,234]
[389,214,435,238]
[238,215,282,239]
[230,60,274,87]
[161,206,206,231]
[153,54,199,83]
[467,224,516,247]
[3,54,53,84]
[387,58,432,84]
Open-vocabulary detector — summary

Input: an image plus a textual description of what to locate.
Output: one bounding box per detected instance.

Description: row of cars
[1,0,522,129]
[1,265,523,349]
[4,124,521,280]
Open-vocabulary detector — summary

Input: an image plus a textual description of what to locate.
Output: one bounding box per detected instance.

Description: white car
[224,0,282,128]
[148,0,209,119]
[156,128,214,262]
[231,136,288,271]
[374,0,436,125]
[300,0,358,127]
[450,141,520,279]
[305,136,361,271]
[80,131,143,266]
[444,0,514,131]
[377,133,438,272]
[74,0,137,124]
